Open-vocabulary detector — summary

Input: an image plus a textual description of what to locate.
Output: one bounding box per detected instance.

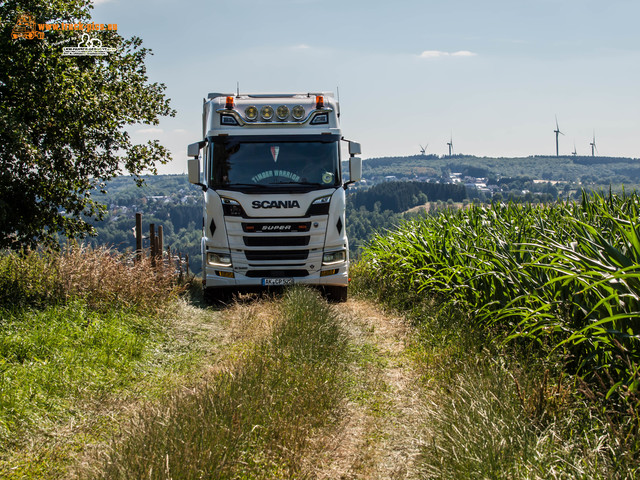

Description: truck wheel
[203,287,231,306]
[325,285,348,303]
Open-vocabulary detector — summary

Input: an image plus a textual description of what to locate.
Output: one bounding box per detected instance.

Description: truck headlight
[307,195,331,216]
[221,197,245,217]
[207,252,232,267]
[322,250,346,265]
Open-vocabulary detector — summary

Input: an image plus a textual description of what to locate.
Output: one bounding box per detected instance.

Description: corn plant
[359,192,640,400]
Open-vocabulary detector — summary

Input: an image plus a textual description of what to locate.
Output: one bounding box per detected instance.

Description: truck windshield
[209,135,341,190]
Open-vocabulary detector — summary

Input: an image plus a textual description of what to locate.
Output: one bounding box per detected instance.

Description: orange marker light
[315,95,324,109]
[225,96,234,109]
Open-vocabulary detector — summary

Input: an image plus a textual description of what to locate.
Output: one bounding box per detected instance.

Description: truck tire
[325,285,348,303]
[203,286,231,306]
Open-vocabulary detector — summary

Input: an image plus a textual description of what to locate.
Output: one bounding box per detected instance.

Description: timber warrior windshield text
[208,136,341,190]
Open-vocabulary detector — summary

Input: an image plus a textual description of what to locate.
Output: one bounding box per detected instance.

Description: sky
[90,0,640,174]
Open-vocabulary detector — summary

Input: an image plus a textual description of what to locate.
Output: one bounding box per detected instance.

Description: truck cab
[188,92,361,303]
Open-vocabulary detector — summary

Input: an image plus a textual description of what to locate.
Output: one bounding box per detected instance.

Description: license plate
[262,278,294,286]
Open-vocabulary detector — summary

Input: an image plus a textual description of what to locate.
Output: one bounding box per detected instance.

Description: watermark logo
[11,14,44,40]
[10,13,117,56]
[62,33,116,56]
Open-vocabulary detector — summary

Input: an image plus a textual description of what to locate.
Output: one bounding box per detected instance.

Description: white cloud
[452,50,477,57]
[420,50,449,58]
[134,127,164,135]
[419,50,477,58]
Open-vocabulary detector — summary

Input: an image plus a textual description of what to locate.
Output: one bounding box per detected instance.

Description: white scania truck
[187,92,362,303]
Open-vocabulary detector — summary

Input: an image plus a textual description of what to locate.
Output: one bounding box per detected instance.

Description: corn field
[359,191,640,402]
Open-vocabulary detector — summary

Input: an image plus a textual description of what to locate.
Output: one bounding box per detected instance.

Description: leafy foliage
[0,0,175,248]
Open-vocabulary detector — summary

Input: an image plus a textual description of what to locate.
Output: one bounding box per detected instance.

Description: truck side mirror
[188,158,201,185]
[348,141,361,156]
[349,156,362,184]
[187,142,202,158]
[187,141,207,189]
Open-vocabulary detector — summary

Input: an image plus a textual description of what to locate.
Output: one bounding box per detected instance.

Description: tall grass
[88,287,350,479]
[0,244,183,312]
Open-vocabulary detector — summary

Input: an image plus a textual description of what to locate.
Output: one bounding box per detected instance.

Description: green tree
[0,0,175,248]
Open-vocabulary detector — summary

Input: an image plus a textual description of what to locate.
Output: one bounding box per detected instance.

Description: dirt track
[304,299,430,479]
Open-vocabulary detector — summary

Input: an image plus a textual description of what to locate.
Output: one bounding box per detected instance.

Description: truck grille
[242,222,311,233]
[246,269,309,278]
[245,250,309,261]
[243,236,310,247]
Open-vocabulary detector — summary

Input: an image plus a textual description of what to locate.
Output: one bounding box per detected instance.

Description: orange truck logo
[12,14,44,40]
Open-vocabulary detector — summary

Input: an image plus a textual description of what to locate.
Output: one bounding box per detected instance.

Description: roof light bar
[225,96,234,109]
[315,95,324,109]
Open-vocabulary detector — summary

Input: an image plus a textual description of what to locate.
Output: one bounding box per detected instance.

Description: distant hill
[346,154,640,187]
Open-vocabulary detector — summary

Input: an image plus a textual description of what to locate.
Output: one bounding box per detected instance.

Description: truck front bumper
[203,265,348,288]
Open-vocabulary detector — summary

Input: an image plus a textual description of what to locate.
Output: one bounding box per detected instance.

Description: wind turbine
[447,134,454,156]
[419,144,429,156]
[554,116,564,157]
[590,131,598,157]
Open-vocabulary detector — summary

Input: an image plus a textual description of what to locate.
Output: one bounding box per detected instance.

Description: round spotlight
[276,105,290,121]
[292,105,305,120]
[245,105,258,121]
[260,105,274,121]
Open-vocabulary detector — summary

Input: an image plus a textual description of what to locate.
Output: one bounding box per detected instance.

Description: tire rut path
[305,299,430,480]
